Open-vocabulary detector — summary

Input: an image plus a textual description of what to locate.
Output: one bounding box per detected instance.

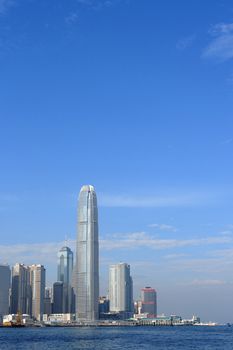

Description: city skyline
[0,0,233,324]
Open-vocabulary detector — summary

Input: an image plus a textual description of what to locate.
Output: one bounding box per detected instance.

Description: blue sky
[0,0,233,322]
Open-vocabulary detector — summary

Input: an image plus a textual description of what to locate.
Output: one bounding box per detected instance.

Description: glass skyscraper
[57,246,73,285]
[76,185,99,321]
[109,262,133,319]
[57,246,74,313]
[10,263,31,315]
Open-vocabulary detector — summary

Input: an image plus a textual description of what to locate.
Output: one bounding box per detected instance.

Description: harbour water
[0,326,233,350]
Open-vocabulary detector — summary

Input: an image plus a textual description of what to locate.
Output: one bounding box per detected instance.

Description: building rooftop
[80,185,95,192]
[59,246,72,252]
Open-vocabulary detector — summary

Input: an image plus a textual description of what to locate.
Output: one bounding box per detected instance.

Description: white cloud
[100,232,232,251]
[183,279,226,286]
[1,234,231,267]
[203,22,233,61]
[148,223,177,232]
[99,192,211,208]
[220,230,233,236]
[176,35,196,50]
[212,247,233,259]
[210,23,233,35]
[0,240,76,266]
[163,253,189,260]
[76,0,120,9]
[169,254,233,274]
[65,12,79,25]
[219,224,233,236]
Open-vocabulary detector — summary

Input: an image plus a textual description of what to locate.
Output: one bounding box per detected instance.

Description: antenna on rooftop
[65,234,68,247]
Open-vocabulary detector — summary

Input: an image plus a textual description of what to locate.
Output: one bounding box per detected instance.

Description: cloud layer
[148,223,177,232]
[203,22,233,61]
[99,191,212,208]
[101,232,232,250]
[1,232,231,266]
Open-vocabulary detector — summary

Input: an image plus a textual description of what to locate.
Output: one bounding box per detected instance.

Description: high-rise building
[0,264,11,319]
[10,263,46,320]
[52,281,64,314]
[30,265,45,321]
[58,246,73,285]
[44,287,52,315]
[141,287,157,318]
[10,263,31,315]
[76,185,99,321]
[57,246,74,313]
[109,263,133,318]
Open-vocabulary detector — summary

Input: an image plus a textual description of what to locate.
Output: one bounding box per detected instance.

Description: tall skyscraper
[57,246,73,313]
[11,263,31,315]
[10,263,45,320]
[141,286,157,318]
[76,185,99,321]
[0,264,11,319]
[109,263,133,318]
[30,264,45,321]
[58,246,73,285]
[52,281,64,314]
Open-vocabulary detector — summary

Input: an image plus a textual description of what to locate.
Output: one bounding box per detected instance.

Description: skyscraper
[57,246,74,313]
[10,263,45,320]
[52,281,64,314]
[0,264,11,319]
[76,185,99,321]
[30,264,45,321]
[44,287,52,315]
[141,287,157,318]
[109,263,133,319]
[58,246,73,286]
[11,263,31,315]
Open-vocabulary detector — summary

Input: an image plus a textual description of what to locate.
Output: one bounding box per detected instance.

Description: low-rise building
[43,313,75,324]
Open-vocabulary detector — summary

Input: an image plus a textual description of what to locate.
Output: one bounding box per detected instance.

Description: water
[0,326,233,350]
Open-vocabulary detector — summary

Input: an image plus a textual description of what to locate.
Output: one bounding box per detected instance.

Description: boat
[3,312,25,328]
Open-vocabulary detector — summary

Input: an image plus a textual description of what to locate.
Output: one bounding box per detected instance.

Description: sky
[0,0,233,323]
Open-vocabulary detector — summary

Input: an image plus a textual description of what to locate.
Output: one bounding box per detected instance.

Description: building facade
[10,263,31,315]
[57,246,74,313]
[52,281,64,314]
[141,287,157,318]
[109,263,133,318]
[76,185,99,321]
[99,296,110,319]
[10,263,45,320]
[30,265,45,321]
[0,264,11,319]
[44,287,52,315]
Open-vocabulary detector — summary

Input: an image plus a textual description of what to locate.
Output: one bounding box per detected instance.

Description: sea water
[0,326,233,350]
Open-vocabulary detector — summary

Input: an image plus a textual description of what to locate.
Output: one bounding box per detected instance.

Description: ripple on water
[0,326,233,350]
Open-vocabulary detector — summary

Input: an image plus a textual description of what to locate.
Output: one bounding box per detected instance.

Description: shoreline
[0,323,226,329]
